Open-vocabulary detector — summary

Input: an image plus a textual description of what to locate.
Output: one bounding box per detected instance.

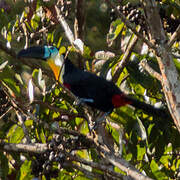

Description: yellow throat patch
[47,58,61,81]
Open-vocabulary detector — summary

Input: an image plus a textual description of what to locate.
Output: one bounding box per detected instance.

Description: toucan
[18,46,167,123]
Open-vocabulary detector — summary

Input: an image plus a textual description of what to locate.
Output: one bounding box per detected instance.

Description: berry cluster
[32,134,65,178]
[31,133,88,178]
[110,2,180,34]
[110,3,147,32]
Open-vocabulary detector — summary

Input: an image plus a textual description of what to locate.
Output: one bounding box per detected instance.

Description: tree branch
[55,127,153,180]
[139,59,162,82]
[168,24,180,47]
[69,153,124,179]
[143,0,180,132]
[55,5,75,45]
[0,140,48,153]
[112,27,139,83]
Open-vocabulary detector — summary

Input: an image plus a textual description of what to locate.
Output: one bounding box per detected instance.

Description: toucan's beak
[17,46,54,60]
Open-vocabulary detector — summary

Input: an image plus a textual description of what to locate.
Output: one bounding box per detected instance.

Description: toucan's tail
[126,96,168,118]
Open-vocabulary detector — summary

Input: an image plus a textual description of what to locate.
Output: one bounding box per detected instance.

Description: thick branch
[143,0,180,132]
[0,140,48,153]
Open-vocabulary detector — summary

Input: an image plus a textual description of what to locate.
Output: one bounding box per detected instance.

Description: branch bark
[140,59,162,82]
[143,0,180,133]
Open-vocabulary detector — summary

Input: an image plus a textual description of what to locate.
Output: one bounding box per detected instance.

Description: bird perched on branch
[18,46,167,126]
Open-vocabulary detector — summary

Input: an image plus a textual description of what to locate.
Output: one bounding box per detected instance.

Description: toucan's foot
[90,118,106,131]
[74,98,94,106]
[90,111,111,131]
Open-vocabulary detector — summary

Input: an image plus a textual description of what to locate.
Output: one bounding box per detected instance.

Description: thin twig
[168,25,180,47]
[112,27,139,83]
[70,163,101,179]
[0,124,152,180]
[0,106,13,120]
[56,127,152,180]
[139,59,162,81]
[74,0,85,40]
[69,154,124,179]
[16,111,31,143]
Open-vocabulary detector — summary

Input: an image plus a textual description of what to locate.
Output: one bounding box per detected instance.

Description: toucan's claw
[89,111,111,131]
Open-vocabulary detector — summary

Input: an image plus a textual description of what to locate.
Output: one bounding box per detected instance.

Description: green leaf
[127,56,162,96]
[57,36,63,48]
[32,68,45,92]
[107,19,124,45]
[59,46,66,55]
[83,46,92,59]
[111,106,136,129]
[7,125,24,143]
[137,144,146,161]
[136,116,147,141]
[150,159,168,180]
[147,124,155,137]
[7,31,12,42]
[74,175,90,180]
[18,160,32,180]
[79,119,89,135]
[31,14,40,30]
[160,145,172,168]
[125,153,132,161]
[24,119,33,127]
[40,128,46,143]
[0,66,21,97]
